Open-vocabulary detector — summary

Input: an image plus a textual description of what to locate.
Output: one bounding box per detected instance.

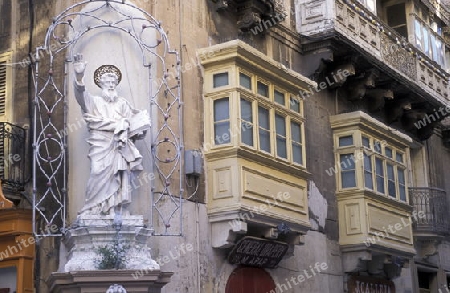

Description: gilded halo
[94,65,122,88]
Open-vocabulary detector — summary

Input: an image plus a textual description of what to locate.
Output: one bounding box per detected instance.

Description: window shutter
[0,61,6,116]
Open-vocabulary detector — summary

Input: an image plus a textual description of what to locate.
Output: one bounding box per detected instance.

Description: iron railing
[0,122,27,192]
[409,187,449,235]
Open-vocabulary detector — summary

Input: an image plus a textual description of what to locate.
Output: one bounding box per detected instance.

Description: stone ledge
[47,270,173,293]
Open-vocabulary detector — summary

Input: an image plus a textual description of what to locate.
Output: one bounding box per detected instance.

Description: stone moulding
[47,270,173,293]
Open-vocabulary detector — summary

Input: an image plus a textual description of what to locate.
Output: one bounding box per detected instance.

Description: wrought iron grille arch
[32,0,183,237]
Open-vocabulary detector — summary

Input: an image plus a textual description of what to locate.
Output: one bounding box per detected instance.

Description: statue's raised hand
[73,53,87,82]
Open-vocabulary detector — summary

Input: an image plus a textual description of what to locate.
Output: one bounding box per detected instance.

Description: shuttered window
[0,61,6,116]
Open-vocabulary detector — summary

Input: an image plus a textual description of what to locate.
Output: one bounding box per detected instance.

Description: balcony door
[225,267,276,293]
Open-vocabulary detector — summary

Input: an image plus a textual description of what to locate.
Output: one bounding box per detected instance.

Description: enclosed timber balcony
[409,187,449,238]
[297,0,450,108]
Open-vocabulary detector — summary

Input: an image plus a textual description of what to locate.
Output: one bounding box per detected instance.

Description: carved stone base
[47,270,172,293]
[62,215,159,272]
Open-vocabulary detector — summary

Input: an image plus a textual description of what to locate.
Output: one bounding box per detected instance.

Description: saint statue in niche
[73,53,150,216]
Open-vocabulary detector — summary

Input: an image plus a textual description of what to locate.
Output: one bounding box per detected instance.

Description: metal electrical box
[185,150,202,176]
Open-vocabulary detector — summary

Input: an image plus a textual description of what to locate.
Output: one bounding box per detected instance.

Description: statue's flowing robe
[74,81,143,214]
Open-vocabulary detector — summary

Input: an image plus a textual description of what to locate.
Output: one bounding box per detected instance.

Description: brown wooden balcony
[409,187,449,237]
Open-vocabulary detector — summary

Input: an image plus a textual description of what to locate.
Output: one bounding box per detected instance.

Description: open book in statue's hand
[128,109,151,138]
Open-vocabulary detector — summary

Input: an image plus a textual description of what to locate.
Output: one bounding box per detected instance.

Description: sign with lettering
[348,276,396,293]
[228,236,289,268]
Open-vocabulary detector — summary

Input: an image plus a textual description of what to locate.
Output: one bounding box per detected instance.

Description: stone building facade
[0,0,450,292]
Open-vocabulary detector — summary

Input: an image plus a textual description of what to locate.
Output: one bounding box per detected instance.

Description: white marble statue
[73,53,150,216]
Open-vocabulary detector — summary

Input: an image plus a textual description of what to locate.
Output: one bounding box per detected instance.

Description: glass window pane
[258,106,270,153]
[362,136,370,148]
[340,154,356,188]
[292,144,302,164]
[257,81,269,97]
[367,0,375,12]
[387,164,396,197]
[214,98,229,121]
[291,122,302,143]
[259,130,270,152]
[241,99,252,121]
[376,158,385,193]
[214,122,230,144]
[415,19,422,49]
[396,153,403,163]
[364,154,373,189]
[374,141,383,153]
[258,107,269,129]
[340,154,356,170]
[423,26,430,56]
[339,135,354,147]
[398,169,406,201]
[290,97,300,112]
[240,73,251,90]
[275,114,286,136]
[240,99,253,146]
[277,137,287,158]
[274,90,285,105]
[385,147,393,158]
[213,72,229,88]
[342,172,356,188]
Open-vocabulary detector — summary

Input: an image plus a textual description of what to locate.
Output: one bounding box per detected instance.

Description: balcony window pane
[290,97,300,112]
[291,121,302,164]
[362,136,370,148]
[366,0,375,12]
[340,154,356,188]
[339,135,353,147]
[398,169,406,201]
[276,114,287,158]
[423,26,430,56]
[415,19,423,49]
[396,152,403,163]
[431,34,438,63]
[385,147,393,158]
[214,98,229,121]
[214,98,230,145]
[291,122,302,143]
[213,72,229,88]
[214,122,230,144]
[274,90,285,105]
[376,157,385,193]
[240,73,252,90]
[258,106,270,152]
[374,141,383,153]
[387,164,396,197]
[364,154,373,190]
[240,99,253,146]
[257,81,269,97]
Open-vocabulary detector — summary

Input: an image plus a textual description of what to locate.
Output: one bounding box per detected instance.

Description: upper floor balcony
[0,122,27,194]
[409,187,449,238]
[297,0,450,112]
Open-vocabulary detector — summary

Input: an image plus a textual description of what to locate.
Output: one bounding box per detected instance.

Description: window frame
[335,131,409,202]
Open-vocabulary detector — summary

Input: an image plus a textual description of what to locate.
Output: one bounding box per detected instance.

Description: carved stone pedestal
[62,215,159,272]
[47,270,172,293]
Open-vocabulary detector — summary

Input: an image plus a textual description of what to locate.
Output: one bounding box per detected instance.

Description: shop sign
[228,236,288,269]
[348,276,396,293]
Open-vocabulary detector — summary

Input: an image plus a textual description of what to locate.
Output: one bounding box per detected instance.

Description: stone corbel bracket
[211,0,287,33]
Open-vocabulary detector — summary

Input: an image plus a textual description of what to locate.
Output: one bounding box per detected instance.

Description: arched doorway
[225,267,276,293]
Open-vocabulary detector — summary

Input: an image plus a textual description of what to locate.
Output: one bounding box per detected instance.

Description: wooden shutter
[0,61,6,116]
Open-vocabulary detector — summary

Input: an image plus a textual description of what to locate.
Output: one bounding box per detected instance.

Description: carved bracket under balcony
[211,0,286,33]
[416,239,440,258]
[342,251,408,279]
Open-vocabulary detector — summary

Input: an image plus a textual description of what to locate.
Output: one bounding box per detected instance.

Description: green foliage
[95,243,129,270]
